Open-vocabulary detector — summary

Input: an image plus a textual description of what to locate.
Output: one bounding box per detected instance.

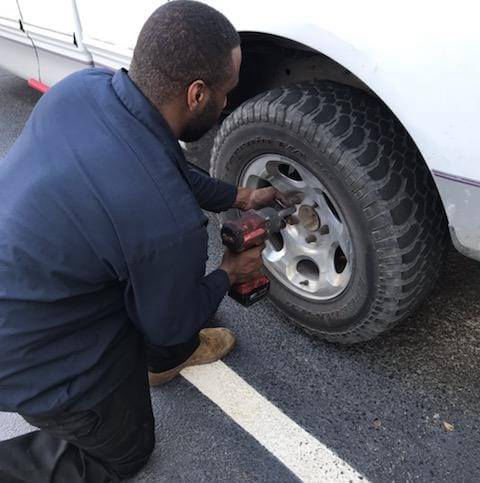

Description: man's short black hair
[129,0,240,105]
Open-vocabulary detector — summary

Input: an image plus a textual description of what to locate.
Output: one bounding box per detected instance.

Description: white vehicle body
[1,0,479,260]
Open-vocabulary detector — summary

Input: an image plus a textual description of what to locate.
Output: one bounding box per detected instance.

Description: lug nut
[319,224,330,235]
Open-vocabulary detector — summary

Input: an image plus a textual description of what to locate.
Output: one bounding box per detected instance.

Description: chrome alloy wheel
[239,154,353,301]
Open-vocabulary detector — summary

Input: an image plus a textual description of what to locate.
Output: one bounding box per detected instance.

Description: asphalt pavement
[1,68,480,482]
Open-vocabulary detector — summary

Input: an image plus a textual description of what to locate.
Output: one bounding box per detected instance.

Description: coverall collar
[111,68,191,185]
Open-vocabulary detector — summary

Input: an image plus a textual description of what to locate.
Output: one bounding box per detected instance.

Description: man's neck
[128,70,184,140]
[156,103,184,140]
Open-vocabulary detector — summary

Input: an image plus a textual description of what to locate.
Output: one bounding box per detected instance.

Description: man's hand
[233,187,303,211]
[219,244,265,285]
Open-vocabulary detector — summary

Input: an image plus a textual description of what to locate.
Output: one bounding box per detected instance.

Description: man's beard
[180,97,221,143]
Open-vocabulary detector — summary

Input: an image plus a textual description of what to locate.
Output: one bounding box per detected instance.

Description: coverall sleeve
[124,226,230,347]
[187,163,237,213]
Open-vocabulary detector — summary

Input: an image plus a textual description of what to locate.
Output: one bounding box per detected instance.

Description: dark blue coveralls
[0,68,236,482]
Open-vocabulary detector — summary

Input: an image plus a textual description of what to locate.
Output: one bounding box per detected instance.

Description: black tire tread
[211,82,449,343]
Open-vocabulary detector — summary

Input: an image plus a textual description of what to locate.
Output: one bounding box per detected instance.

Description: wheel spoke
[315,192,350,255]
[280,227,307,258]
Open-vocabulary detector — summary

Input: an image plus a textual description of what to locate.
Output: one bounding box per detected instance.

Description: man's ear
[186,80,207,112]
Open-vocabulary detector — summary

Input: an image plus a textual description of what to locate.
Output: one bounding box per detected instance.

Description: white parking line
[182,361,368,483]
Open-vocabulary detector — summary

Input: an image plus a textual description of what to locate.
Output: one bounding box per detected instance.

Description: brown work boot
[148,328,236,387]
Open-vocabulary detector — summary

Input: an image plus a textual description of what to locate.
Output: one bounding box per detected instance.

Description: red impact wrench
[220,206,296,306]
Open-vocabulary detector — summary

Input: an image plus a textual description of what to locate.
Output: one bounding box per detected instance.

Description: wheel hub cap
[298,205,321,232]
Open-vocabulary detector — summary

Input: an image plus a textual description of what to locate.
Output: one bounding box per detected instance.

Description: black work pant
[0,335,199,483]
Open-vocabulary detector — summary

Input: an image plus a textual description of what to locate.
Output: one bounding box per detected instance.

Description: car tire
[211,82,449,343]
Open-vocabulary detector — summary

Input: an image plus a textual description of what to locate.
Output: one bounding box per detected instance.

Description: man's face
[180,46,241,143]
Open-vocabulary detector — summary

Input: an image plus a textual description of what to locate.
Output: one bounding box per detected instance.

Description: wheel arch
[232,31,427,169]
